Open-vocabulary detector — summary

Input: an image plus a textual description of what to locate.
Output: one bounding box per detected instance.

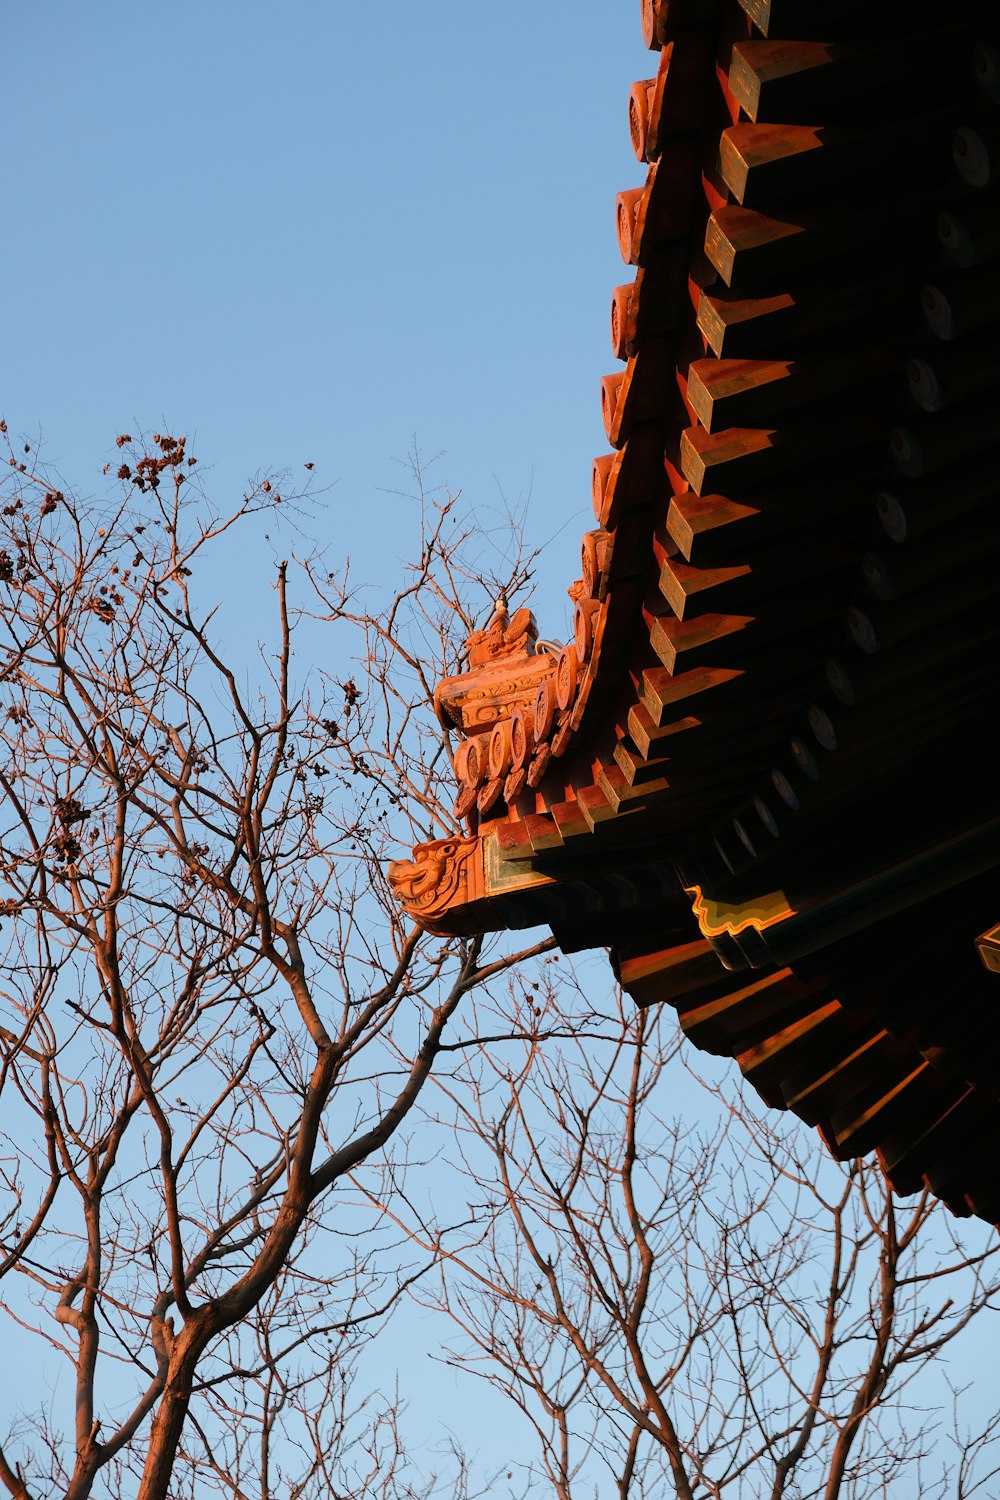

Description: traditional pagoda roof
[389,0,1000,1224]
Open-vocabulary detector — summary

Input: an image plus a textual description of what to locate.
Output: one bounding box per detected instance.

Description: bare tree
[3,424,997,1500]
[405,971,1000,1500]
[0,427,550,1500]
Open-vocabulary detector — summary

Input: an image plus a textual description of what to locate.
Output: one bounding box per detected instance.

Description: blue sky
[7,1,643,631]
[8,6,997,1490]
[2,2,650,1481]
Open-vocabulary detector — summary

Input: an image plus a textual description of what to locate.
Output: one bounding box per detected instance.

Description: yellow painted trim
[686,883,796,939]
[483,830,556,898]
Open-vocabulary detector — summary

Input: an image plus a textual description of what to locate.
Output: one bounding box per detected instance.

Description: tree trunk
[136,1335,206,1500]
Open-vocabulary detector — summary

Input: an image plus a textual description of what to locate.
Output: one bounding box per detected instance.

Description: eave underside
[392,0,1000,1222]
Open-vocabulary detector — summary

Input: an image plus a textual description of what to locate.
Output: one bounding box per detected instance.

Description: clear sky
[8,7,997,1491]
[7,0,644,635]
[3,1,650,1481]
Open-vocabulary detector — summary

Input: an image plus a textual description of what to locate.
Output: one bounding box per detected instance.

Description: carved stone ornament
[434,603,554,737]
[387,834,483,931]
[466,604,539,668]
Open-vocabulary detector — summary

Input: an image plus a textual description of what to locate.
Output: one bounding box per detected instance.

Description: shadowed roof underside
[390,0,1000,1225]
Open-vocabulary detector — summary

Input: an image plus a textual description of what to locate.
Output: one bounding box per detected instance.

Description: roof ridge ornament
[466,601,538,668]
